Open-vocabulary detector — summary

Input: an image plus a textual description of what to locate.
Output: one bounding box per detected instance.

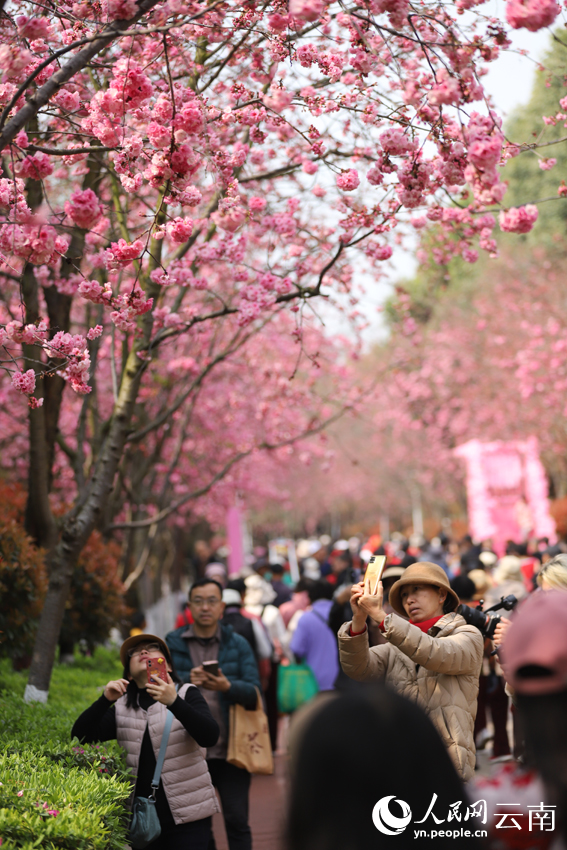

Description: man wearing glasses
[166,577,260,850]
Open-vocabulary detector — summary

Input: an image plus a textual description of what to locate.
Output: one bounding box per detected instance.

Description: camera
[457,594,518,641]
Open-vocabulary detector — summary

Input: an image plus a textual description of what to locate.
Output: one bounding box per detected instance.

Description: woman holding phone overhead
[71,634,220,850]
[338,562,484,781]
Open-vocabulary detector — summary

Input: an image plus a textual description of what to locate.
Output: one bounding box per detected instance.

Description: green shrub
[0,649,132,849]
[0,482,129,664]
[0,483,48,664]
[0,751,130,850]
[0,648,125,750]
[60,532,130,655]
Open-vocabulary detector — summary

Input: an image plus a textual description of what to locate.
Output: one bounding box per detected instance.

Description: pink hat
[500,590,567,695]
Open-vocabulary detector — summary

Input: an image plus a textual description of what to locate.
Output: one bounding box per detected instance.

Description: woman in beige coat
[338,562,483,781]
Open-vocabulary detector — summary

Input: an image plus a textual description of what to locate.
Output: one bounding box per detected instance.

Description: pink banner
[227,506,245,576]
[454,438,556,555]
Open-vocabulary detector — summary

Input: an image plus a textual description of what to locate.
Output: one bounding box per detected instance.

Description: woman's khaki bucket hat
[389,562,460,617]
[120,633,172,668]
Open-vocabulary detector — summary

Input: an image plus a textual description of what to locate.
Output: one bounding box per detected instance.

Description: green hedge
[0,649,132,849]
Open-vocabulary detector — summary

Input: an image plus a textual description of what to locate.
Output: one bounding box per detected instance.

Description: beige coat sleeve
[337,621,391,681]
[383,614,483,676]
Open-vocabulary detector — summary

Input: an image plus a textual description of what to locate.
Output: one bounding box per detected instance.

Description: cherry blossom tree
[1,0,566,701]
[365,244,567,516]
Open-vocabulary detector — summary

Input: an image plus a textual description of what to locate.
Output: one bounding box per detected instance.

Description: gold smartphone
[364,555,386,595]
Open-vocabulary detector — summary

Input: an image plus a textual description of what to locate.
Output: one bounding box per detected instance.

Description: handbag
[129,709,174,849]
[277,661,319,714]
[227,687,274,775]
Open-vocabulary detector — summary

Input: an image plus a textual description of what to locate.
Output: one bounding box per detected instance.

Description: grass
[0,647,131,849]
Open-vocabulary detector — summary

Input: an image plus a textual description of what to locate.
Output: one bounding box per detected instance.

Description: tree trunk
[21,177,58,550]
[24,549,75,701]
[25,217,165,703]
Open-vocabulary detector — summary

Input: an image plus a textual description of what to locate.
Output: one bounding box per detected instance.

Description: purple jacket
[290,599,339,691]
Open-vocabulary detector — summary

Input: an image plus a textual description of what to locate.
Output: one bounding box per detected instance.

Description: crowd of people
[74,530,567,849]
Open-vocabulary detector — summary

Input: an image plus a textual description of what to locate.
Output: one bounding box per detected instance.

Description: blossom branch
[0,0,225,150]
[107,402,353,531]
[127,320,272,443]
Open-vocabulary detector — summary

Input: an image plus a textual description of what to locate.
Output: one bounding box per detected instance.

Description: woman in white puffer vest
[72,633,220,850]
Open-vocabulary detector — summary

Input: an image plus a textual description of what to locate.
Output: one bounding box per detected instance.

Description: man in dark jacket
[166,577,261,850]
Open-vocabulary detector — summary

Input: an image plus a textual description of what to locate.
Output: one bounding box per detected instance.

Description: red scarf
[410,614,444,633]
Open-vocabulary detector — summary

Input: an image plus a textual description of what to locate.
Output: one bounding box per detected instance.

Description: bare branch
[28,144,116,155]
[123,522,158,590]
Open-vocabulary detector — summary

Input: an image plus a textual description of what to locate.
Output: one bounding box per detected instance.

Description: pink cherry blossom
[249,197,267,212]
[302,159,318,175]
[499,205,539,233]
[169,144,199,178]
[379,128,417,156]
[264,89,294,112]
[467,135,503,171]
[177,186,202,207]
[505,0,560,30]
[289,0,326,21]
[55,90,81,112]
[105,239,145,269]
[268,13,289,31]
[64,189,103,230]
[103,0,138,20]
[0,45,32,79]
[166,217,193,243]
[428,71,461,106]
[336,169,360,191]
[12,369,36,395]
[367,164,385,186]
[0,223,61,265]
[109,60,153,112]
[174,103,204,135]
[147,122,171,149]
[17,16,52,40]
[15,130,28,148]
[16,153,53,180]
[212,207,246,232]
[0,0,565,706]
[78,280,112,305]
[373,0,410,27]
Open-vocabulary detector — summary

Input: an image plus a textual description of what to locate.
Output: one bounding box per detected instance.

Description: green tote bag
[277,661,319,714]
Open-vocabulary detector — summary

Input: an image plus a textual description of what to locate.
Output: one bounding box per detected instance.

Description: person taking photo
[72,634,220,850]
[338,562,483,780]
